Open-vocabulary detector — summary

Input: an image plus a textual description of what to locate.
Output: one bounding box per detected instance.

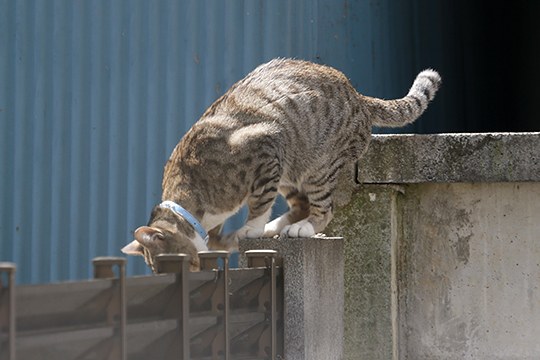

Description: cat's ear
[121,226,165,255]
[134,226,164,244]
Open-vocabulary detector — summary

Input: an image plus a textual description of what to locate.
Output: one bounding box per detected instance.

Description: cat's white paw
[281,220,315,238]
[263,214,291,237]
[236,225,265,239]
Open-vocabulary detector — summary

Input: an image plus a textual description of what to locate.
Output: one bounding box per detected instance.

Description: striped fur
[123,58,441,271]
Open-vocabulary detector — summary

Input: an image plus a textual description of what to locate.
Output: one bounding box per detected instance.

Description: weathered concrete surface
[333,133,540,359]
[326,186,401,360]
[239,237,344,360]
[399,183,540,360]
[358,133,540,183]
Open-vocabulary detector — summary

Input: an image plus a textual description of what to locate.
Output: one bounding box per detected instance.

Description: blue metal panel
[0,0,440,283]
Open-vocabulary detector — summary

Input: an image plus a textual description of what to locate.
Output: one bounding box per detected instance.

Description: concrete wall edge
[358,132,540,183]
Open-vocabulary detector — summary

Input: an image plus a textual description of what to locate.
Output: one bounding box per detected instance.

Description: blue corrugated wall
[1,0,442,283]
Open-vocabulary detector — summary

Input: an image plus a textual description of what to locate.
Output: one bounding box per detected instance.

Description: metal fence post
[156,254,190,360]
[246,250,278,360]
[92,257,126,360]
[199,250,230,360]
[0,263,16,360]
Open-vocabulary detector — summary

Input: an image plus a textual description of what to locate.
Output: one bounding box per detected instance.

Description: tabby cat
[122,58,441,271]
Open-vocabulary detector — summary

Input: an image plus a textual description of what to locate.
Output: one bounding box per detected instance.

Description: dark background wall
[366,0,540,134]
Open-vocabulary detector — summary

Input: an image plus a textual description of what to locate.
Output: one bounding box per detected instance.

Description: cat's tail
[369,69,441,128]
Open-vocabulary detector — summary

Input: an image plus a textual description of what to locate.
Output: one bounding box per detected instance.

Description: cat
[122,58,441,272]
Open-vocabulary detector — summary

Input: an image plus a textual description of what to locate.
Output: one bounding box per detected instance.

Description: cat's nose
[121,240,143,255]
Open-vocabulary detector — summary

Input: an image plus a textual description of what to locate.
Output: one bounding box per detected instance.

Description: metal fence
[0,250,283,360]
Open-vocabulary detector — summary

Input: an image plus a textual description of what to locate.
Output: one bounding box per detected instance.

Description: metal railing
[0,250,283,360]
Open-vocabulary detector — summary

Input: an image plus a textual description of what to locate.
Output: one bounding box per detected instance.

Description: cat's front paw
[281,220,315,238]
[263,214,291,237]
[236,225,265,240]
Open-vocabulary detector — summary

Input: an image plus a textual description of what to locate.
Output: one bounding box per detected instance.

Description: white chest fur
[201,205,243,231]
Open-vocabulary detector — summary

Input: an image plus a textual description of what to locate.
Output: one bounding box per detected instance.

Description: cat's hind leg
[281,174,336,237]
[263,187,310,236]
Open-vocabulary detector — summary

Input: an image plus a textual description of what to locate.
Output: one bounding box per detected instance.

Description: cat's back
[202,58,356,120]
[245,58,350,87]
[236,58,355,102]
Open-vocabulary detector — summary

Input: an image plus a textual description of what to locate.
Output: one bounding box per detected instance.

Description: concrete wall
[239,237,344,360]
[327,133,540,360]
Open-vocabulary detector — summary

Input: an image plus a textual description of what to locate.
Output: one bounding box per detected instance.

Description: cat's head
[121,205,207,272]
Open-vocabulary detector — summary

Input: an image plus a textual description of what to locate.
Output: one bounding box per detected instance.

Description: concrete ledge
[239,236,344,360]
[358,132,540,183]
[330,132,540,359]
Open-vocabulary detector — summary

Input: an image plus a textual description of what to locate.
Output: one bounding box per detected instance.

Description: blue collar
[159,201,208,242]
